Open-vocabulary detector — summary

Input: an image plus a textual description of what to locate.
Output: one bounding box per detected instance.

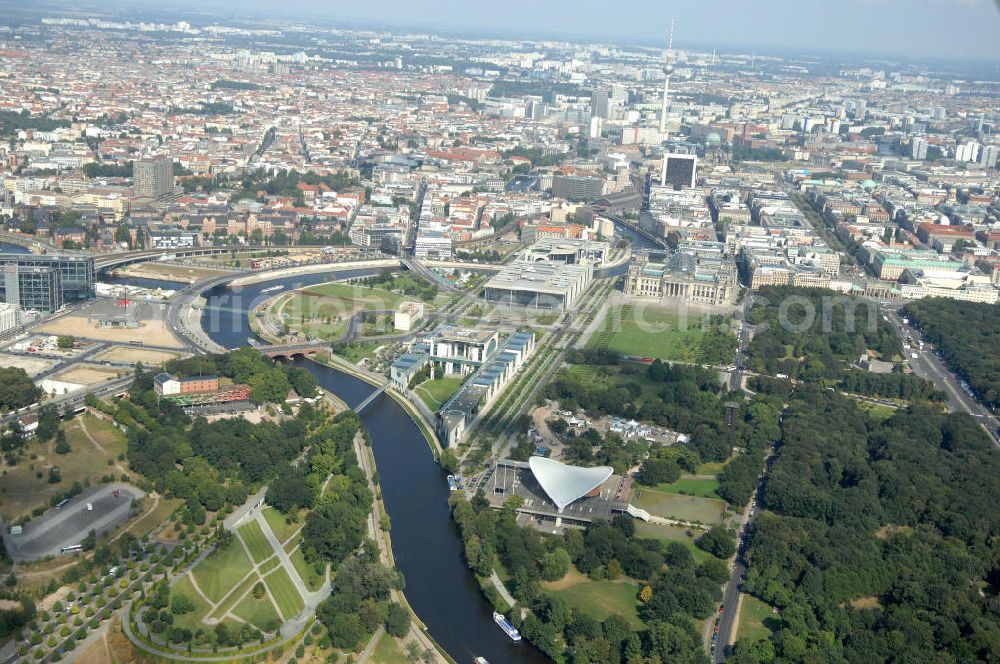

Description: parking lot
[2,483,143,561]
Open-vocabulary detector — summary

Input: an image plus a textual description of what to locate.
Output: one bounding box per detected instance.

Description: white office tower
[912,137,928,160]
[956,141,981,163]
[589,116,604,139]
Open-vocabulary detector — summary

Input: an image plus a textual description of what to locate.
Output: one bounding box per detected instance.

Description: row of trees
[902,298,1000,409]
[730,386,1000,663]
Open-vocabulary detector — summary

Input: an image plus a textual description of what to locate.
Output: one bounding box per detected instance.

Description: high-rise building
[134,157,174,199]
[912,137,928,160]
[552,175,605,201]
[0,302,21,340]
[980,145,999,169]
[956,141,981,163]
[3,265,62,313]
[0,253,95,302]
[660,153,697,189]
[591,90,609,119]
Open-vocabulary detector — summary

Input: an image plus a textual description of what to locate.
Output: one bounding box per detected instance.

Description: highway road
[885,308,1000,448]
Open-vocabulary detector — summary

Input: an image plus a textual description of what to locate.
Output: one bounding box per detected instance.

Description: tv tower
[658,19,675,187]
[658,19,676,137]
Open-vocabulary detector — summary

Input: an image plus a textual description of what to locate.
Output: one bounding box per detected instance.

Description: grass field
[262,507,301,545]
[233,593,282,633]
[587,305,708,362]
[370,631,409,664]
[191,540,254,604]
[633,488,728,525]
[696,456,735,475]
[168,575,213,633]
[290,545,324,592]
[207,572,259,622]
[654,477,721,498]
[264,567,304,619]
[858,401,897,424]
[278,281,407,341]
[81,414,128,457]
[414,376,466,410]
[634,522,713,564]
[542,568,643,628]
[0,416,124,521]
[737,595,780,643]
[238,520,273,564]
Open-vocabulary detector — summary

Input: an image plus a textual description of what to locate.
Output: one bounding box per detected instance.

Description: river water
[196,270,550,664]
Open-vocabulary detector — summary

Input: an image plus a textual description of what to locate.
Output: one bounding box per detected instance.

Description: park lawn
[261,507,302,545]
[290,545,324,592]
[633,487,729,525]
[81,414,127,457]
[258,557,281,576]
[370,631,409,664]
[335,341,382,364]
[300,281,405,311]
[542,568,643,629]
[858,401,897,424]
[696,457,735,476]
[654,477,721,499]
[415,376,466,410]
[208,572,259,622]
[0,417,119,521]
[191,539,254,604]
[233,593,282,634]
[737,595,780,643]
[587,305,707,362]
[633,522,714,564]
[168,575,213,633]
[264,567,304,619]
[124,496,184,540]
[238,520,274,564]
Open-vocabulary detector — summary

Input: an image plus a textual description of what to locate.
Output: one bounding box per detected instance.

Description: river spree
[198,271,550,664]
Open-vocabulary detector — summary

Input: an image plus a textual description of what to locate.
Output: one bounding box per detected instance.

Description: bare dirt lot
[50,364,125,385]
[120,261,228,283]
[92,346,181,365]
[0,353,56,376]
[38,315,183,348]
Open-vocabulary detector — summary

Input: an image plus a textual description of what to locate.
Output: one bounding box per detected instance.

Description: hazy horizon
[84,0,1000,62]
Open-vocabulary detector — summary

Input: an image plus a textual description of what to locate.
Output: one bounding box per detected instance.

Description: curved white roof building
[528,456,613,510]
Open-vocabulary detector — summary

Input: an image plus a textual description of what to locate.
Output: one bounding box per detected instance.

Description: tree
[170,593,194,615]
[57,336,75,349]
[54,430,71,455]
[439,450,459,474]
[639,585,653,604]
[385,602,410,637]
[696,526,736,559]
[540,548,571,581]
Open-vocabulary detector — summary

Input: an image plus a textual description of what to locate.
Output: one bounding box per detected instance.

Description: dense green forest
[746,287,907,387]
[731,386,1000,663]
[902,298,1000,409]
[451,493,721,662]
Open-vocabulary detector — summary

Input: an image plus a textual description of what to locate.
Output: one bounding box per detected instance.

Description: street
[885,308,1000,449]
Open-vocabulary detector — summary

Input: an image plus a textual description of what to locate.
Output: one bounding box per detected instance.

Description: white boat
[493,611,521,642]
[261,285,284,293]
[474,658,490,664]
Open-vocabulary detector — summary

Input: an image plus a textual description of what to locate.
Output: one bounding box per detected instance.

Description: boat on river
[493,612,521,642]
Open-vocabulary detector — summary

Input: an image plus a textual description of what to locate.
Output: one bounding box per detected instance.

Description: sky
[118,0,1000,61]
